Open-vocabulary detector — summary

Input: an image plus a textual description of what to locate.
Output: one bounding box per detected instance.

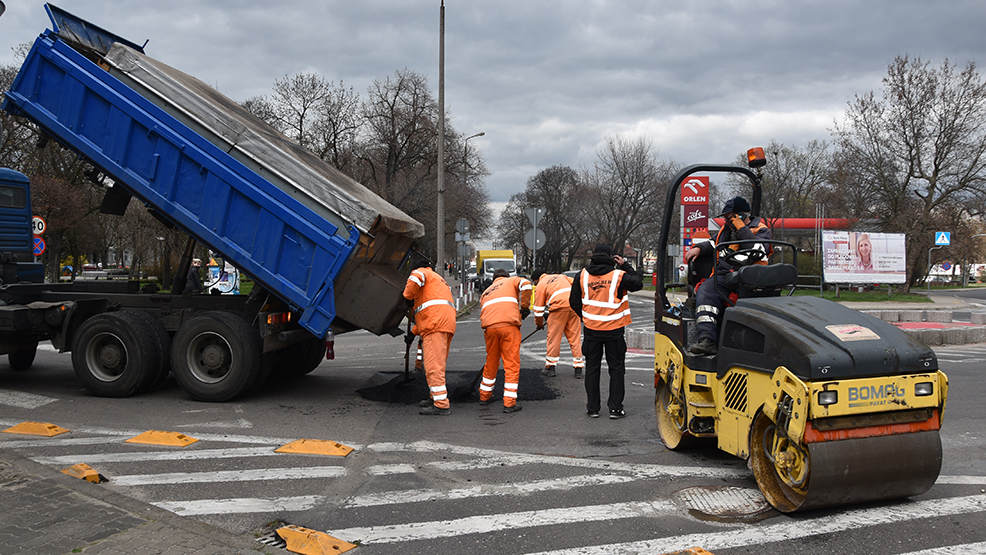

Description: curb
[0,449,285,554]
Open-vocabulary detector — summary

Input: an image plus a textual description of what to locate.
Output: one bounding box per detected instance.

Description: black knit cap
[593,243,613,255]
[531,270,545,282]
[718,196,751,217]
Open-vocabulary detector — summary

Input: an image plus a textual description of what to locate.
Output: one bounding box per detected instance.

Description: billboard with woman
[822,231,907,283]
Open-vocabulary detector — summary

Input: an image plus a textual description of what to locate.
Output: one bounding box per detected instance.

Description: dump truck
[653,148,947,512]
[474,249,516,289]
[0,4,425,401]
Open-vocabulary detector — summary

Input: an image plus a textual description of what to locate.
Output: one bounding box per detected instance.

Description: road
[1,293,985,554]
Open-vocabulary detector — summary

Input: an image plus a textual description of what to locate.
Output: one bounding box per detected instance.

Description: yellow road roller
[653,149,948,513]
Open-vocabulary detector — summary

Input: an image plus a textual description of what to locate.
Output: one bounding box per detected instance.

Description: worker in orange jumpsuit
[403,261,457,415]
[478,268,532,413]
[531,270,584,378]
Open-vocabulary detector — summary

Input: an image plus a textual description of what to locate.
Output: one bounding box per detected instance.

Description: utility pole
[436,1,445,275]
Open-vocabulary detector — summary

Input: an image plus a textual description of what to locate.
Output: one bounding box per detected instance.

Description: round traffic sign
[33,236,46,256]
[32,216,46,236]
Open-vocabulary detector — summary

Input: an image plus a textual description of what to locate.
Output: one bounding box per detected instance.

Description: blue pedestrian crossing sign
[935,232,950,246]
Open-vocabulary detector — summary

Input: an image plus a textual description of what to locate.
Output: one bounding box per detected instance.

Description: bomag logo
[847,383,906,406]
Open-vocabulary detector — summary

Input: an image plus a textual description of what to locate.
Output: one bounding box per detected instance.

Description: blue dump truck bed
[2,5,424,338]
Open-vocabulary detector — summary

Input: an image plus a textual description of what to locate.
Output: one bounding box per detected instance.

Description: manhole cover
[672,486,772,522]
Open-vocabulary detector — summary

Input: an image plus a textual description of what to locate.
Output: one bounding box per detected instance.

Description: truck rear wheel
[123,310,171,389]
[274,336,326,379]
[8,341,38,371]
[171,312,261,402]
[71,312,159,397]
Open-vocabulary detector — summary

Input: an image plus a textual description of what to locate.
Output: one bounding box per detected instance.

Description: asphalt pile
[357,367,560,404]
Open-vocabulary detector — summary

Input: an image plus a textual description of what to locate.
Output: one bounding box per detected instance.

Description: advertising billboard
[822,231,907,284]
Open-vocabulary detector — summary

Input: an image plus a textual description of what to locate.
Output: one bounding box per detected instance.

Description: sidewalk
[0,450,285,555]
[627,290,986,348]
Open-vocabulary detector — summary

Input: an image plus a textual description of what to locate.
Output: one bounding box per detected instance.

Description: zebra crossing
[930,343,986,363]
[3,418,985,553]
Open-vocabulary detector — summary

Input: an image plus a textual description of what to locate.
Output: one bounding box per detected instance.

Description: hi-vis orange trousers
[544,307,584,369]
[480,325,520,407]
[422,331,453,409]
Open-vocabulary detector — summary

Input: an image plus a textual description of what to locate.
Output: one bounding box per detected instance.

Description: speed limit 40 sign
[32,216,46,235]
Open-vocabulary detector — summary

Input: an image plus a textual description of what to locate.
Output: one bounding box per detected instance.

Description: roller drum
[752,414,942,513]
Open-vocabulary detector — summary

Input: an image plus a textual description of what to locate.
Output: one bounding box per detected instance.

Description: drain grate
[672,486,772,522]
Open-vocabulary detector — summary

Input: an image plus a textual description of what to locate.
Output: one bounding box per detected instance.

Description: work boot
[419,405,450,415]
[503,404,522,414]
[541,365,556,377]
[689,337,718,356]
[479,396,497,406]
[418,399,433,407]
[573,368,583,379]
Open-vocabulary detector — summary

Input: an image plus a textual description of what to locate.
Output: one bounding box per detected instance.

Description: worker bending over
[478,269,532,413]
[531,270,584,378]
[403,261,457,415]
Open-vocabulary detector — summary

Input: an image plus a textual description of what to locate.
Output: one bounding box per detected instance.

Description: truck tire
[8,341,39,371]
[122,310,171,389]
[274,337,326,379]
[171,312,261,402]
[71,312,160,397]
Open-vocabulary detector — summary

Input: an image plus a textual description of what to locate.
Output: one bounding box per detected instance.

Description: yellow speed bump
[275,439,353,457]
[61,463,107,483]
[661,549,715,555]
[2,421,69,436]
[124,430,198,447]
[277,525,356,555]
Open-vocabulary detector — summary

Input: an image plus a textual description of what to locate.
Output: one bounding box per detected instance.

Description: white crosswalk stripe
[526,495,986,555]
[4,426,985,552]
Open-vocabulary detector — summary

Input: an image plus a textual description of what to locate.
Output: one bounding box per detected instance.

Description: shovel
[400,318,415,385]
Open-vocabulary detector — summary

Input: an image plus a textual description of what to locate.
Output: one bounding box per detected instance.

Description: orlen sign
[681,176,709,205]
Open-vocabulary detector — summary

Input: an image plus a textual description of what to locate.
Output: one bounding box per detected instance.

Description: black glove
[405,298,414,308]
[521,308,530,320]
[404,332,415,346]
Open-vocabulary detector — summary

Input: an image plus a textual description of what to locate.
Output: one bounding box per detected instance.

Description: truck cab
[0,168,44,284]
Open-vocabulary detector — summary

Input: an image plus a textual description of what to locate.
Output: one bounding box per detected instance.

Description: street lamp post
[928,246,943,294]
[461,132,484,287]
[436,1,446,276]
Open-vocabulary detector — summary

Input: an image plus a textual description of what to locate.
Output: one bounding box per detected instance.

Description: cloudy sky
[2,1,984,206]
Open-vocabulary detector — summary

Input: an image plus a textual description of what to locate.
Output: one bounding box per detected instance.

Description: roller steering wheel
[717,245,766,267]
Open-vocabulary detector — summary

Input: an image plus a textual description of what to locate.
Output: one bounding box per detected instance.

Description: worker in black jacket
[685,196,771,356]
[569,243,643,419]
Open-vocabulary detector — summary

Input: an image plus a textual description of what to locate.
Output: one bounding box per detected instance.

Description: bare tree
[524,165,591,272]
[582,135,672,255]
[831,56,986,289]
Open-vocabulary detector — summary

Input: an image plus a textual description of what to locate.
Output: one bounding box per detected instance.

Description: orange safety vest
[532,274,573,319]
[579,269,631,331]
[403,267,456,336]
[480,276,532,330]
